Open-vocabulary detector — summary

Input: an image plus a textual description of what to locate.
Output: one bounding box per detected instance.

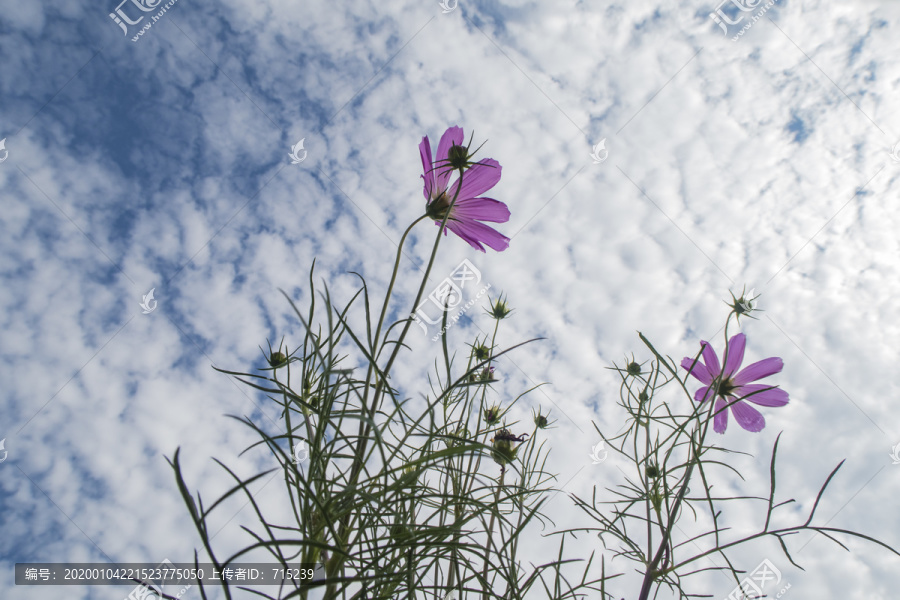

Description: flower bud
[446,144,471,170]
[533,408,553,429]
[470,366,496,383]
[268,351,288,369]
[491,437,517,466]
[473,344,491,361]
[727,286,760,322]
[490,428,525,466]
[486,295,512,320]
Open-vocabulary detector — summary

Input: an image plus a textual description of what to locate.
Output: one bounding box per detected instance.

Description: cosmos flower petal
[419,136,434,199]
[438,219,483,252]
[682,356,713,384]
[451,197,510,223]
[731,401,766,432]
[693,384,715,403]
[449,159,502,200]
[733,357,784,386]
[736,384,789,407]
[723,333,746,377]
[713,397,729,433]
[443,219,510,252]
[700,340,721,381]
[435,126,465,190]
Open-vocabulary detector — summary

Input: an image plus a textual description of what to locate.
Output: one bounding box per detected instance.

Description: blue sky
[2,0,900,598]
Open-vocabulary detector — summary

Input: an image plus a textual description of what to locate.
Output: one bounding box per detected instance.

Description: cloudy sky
[2,0,900,598]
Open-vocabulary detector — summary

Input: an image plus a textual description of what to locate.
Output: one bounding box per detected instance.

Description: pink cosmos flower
[681,333,789,434]
[419,126,510,252]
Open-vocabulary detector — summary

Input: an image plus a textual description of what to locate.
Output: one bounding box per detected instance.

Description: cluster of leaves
[167,259,603,600]
[563,311,900,600]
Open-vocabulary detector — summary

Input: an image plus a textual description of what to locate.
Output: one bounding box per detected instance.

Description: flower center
[716,377,738,397]
[426,191,454,220]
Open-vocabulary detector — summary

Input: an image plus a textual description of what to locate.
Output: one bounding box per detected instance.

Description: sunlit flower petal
[722,333,745,378]
[713,397,729,433]
[733,357,784,387]
[735,384,789,407]
[730,400,765,432]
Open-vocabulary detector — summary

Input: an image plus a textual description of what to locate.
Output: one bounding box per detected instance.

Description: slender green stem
[352,215,428,492]
[323,169,466,600]
[379,167,466,379]
[372,214,429,355]
[638,433,699,600]
[482,467,505,600]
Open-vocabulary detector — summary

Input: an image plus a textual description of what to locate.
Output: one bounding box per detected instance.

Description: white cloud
[1,0,899,598]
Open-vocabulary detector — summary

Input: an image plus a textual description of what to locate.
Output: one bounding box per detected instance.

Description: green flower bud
[438,131,489,172]
[483,405,501,426]
[268,351,288,369]
[491,437,517,466]
[727,286,760,322]
[262,339,291,370]
[446,144,470,170]
[473,344,491,361]
[490,428,525,466]
[533,408,553,429]
[486,295,513,320]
